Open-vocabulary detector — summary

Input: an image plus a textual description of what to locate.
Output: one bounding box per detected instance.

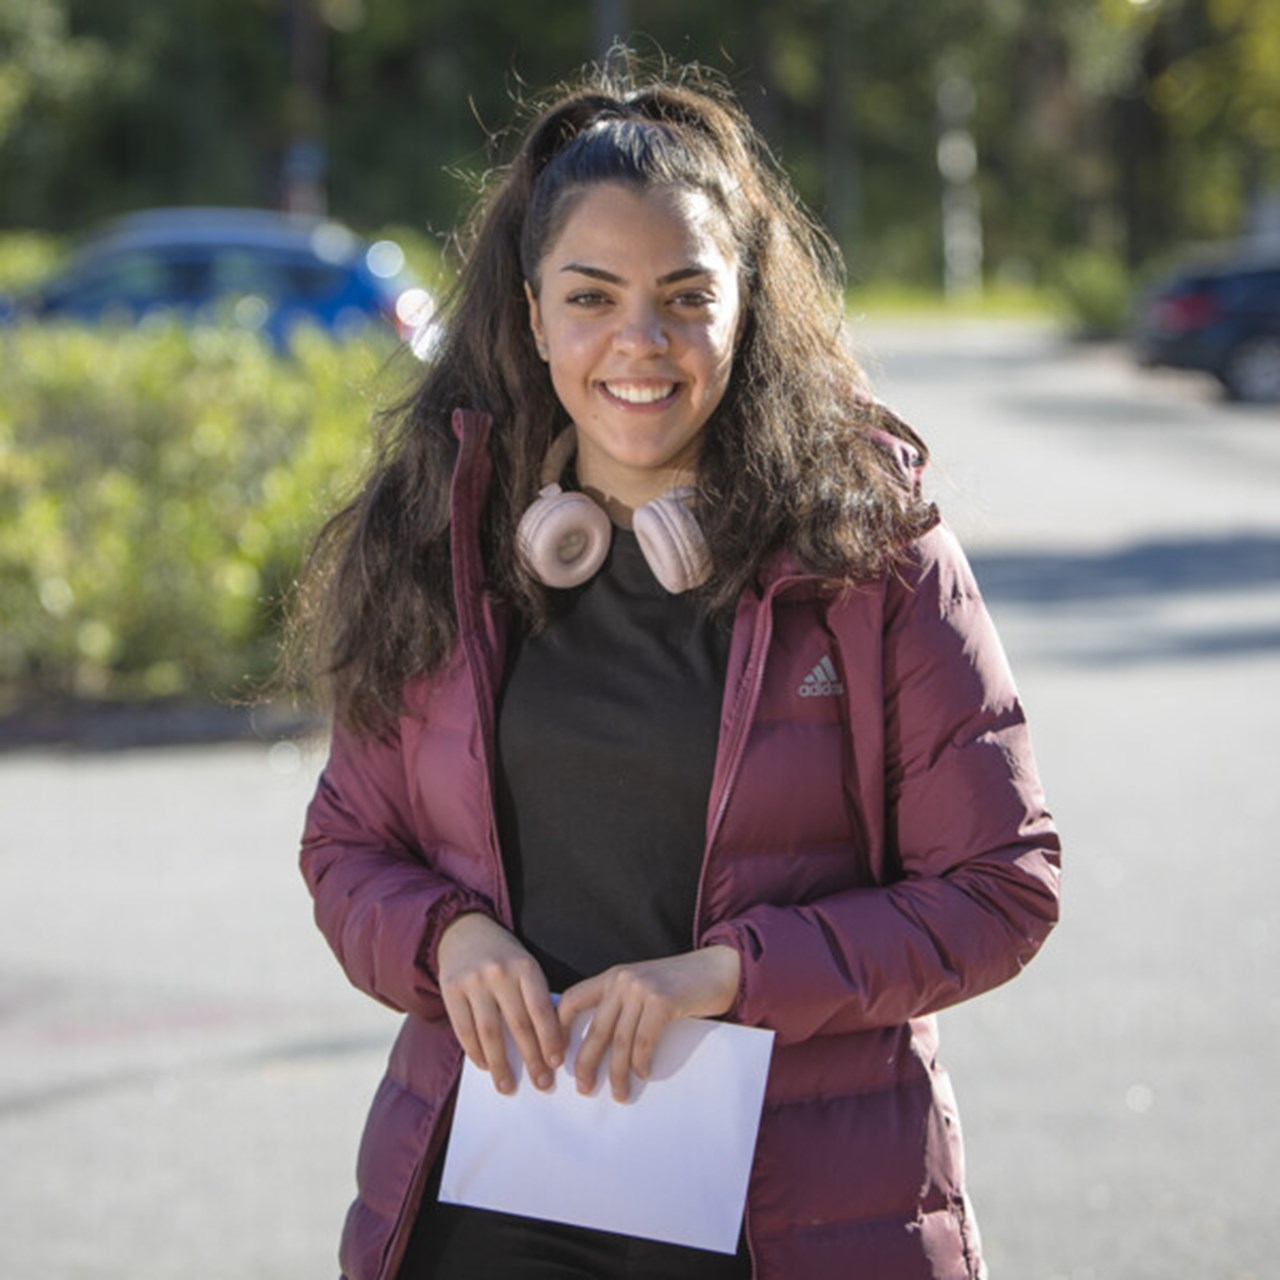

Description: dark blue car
[1135,254,1280,403]
[3,207,433,350]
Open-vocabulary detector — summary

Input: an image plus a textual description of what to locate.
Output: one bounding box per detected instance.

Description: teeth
[604,382,676,404]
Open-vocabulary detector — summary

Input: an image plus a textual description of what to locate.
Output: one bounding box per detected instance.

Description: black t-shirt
[495,527,733,992]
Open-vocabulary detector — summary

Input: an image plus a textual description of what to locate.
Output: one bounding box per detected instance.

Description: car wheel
[1220,335,1280,403]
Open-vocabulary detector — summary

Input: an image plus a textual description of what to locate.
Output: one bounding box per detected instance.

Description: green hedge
[0,232,67,295]
[1050,247,1135,338]
[0,321,414,706]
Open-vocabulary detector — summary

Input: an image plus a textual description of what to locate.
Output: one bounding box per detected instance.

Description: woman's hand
[436,913,564,1095]
[557,946,741,1102]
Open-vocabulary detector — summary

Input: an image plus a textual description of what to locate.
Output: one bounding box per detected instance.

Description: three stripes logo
[797,655,844,698]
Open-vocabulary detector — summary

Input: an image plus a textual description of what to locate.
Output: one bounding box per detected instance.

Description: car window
[1251,270,1280,300]
[209,249,290,299]
[53,251,208,310]
[283,260,350,301]
[1220,269,1280,311]
[206,249,348,303]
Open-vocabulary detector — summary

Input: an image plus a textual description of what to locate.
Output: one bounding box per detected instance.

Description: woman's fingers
[435,914,564,1093]
[439,930,741,1100]
[494,976,558,1091]
[571,989,619,1096]
[606,997,645,1101]
[441,986,485,1070]
[556,973,604,1033]
[571,970,667,1101]
[629,997,671,1084]
[520,969,566,1072]
[471,991,516,1092]
[561,949,742,1099]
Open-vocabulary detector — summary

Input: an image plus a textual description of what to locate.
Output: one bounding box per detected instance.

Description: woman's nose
[613,305,669,354]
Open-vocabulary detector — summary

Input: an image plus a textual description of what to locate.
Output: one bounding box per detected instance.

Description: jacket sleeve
[300,715,493,1019]
[703,525,1061,1046]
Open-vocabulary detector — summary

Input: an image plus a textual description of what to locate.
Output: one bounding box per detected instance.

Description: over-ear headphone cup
[633,492,711,593]
[517,487,612,588]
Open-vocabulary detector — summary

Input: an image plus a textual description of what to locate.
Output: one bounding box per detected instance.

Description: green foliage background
[0,322,408,706]
[3,0,1277,285]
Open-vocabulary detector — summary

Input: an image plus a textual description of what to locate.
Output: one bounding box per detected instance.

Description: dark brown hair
[290,57,936,733]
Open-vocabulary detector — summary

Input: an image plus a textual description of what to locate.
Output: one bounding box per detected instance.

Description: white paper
[438,1012,774,1254]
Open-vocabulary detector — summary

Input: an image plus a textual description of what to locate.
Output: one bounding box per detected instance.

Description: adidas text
[798,656,845,698]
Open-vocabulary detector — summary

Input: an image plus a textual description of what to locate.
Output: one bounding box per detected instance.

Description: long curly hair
[291,57,936,734]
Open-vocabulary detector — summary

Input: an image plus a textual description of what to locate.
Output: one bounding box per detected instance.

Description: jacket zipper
[700,577,799,873]
[697,574,826,1279]
[694,585,787,1280]
[465,610,513,925]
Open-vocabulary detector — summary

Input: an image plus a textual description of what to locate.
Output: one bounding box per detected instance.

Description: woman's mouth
[600,380,680,407]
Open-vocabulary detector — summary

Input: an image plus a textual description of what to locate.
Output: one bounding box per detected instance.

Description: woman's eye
[673,291,715,308]
[567,291,609,307]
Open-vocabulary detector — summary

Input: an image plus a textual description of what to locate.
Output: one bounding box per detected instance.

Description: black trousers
[398,1160,752,1280]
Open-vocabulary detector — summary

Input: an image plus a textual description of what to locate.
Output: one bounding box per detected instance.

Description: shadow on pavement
[1062,623,1280,665]
[0,698,323,755]
[970,532,1280,605]
[971,532,1280,665]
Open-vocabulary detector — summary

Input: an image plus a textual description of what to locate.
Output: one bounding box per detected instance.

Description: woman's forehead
[541,182,739,275]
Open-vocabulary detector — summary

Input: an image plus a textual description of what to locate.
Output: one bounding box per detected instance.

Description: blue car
[3,207,433,350]
[1135,254,1280,402]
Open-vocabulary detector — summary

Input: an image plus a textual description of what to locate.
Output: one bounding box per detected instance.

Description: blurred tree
[1146,0,1280,245]
[0,0,110,225]
[1,0,1273,287]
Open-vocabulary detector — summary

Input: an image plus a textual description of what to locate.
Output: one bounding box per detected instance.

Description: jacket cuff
[700,921,752,1024]
[419,890,496,986]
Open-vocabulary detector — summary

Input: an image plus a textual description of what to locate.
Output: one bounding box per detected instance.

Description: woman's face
[525,181,743,513]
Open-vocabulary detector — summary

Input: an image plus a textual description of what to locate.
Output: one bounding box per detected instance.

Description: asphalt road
[2,322,1277,1279]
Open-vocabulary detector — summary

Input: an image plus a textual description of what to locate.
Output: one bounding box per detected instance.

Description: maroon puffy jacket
[300,409,1061,1279]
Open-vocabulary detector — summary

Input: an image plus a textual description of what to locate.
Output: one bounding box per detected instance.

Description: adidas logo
[798,656,844,698]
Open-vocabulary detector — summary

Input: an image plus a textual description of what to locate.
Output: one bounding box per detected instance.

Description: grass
[845,281,1065,322]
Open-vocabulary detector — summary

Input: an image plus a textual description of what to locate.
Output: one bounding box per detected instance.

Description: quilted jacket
[300,408,1062,1279]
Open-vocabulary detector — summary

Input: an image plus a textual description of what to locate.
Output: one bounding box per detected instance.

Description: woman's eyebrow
[559,263,714,285]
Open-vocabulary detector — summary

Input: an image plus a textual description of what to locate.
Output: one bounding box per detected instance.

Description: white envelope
[438,1011,775,1255]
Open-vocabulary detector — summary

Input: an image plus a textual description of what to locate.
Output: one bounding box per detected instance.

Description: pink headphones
[516,431,711,593]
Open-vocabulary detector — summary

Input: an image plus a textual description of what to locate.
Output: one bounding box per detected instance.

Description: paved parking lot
[2,323,1277,1278]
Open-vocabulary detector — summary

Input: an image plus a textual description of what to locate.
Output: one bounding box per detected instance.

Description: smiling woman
[291,54,1060,1280]
[525,183,742,516]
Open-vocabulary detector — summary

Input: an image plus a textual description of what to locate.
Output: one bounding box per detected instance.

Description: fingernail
[548,1053,562,1068]
[536,1072,553,1090]
[497,1077,513,1094]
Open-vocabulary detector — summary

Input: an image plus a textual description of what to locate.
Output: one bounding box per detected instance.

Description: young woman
[296,61,1061,1280]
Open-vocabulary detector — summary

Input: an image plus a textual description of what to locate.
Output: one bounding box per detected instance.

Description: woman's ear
[524,281,548,361]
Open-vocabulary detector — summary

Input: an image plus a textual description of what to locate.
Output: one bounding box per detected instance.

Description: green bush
[0,232,67,295]
[0,321,416,706]
[1050,247,1134,337]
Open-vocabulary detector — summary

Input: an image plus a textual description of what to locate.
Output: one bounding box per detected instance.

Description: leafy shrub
[1051,247,1134,337]
[0,232,67,295]
[0,320,417,706]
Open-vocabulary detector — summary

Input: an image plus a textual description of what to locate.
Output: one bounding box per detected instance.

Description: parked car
[1134,254,1280,403]
[0,207,434,350]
